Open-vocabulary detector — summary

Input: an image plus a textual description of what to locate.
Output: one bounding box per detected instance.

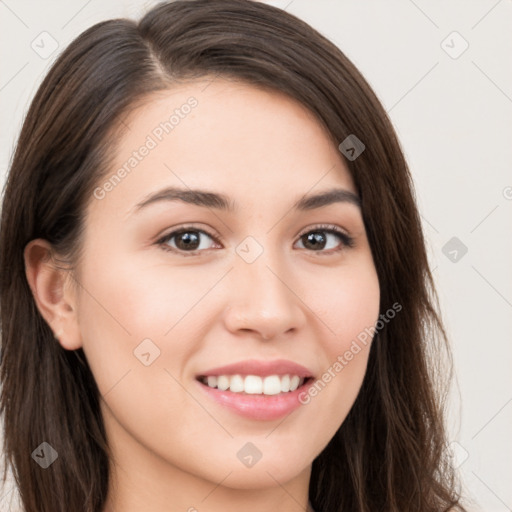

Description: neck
[103,467,312,512]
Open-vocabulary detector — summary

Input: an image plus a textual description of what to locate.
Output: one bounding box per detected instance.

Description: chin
[216,462,310,490]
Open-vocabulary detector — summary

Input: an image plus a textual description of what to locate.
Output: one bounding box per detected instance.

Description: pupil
[304,232,325,250]
[178,231,199,250]
[174,231,328,251]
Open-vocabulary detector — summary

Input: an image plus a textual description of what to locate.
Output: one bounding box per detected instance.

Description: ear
[23,238,82,351]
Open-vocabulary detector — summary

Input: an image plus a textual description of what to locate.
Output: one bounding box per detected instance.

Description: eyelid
[155,223,223,253]
[156,222,355,255]
[295,223,351,241]
[295,223,355,253]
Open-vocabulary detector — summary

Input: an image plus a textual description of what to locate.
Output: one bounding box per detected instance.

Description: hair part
[1,1,465,510]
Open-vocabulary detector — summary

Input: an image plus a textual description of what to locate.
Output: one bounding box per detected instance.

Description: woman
[0,1,465,511]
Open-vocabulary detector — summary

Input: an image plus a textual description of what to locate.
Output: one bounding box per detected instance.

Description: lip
[195,359,315,421]
[196,379,313,421]
[196,359,315,378]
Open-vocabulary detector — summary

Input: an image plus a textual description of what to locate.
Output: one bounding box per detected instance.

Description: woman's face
[71,78,379,494]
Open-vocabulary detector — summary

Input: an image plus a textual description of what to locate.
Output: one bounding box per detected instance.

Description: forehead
[88,78,356,219]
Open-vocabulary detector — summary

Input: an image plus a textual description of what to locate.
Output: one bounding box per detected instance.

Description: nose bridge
[224,235,305,338]
[235,237,290,306]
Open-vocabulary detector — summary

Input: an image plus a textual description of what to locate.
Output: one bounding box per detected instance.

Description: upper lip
[196,359,315,378]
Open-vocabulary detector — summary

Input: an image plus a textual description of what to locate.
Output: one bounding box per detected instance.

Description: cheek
[319,259,380,352]
[76,245,232,407]
[298,258,379,429]
[78,248,218,340]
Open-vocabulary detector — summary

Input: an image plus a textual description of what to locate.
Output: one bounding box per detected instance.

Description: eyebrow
[132,186,361,214]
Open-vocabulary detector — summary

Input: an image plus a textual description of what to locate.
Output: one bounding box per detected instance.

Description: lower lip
[196,379,313,421]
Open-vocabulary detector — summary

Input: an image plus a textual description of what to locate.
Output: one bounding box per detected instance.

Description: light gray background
[1,1,511,510]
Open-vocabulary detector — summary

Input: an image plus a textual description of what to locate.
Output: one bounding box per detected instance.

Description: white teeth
[289,375,301,392]
[280,374,291,392]
[229,374,244,393]
[217,375,230,391]
[263,375,282,395]
[244,375,263,394]
[202,374,307,395]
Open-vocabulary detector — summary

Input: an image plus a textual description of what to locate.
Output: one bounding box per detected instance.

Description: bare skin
[25,78,380,512]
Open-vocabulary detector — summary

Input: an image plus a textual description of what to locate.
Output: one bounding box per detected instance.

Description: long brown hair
[0,1,465,510]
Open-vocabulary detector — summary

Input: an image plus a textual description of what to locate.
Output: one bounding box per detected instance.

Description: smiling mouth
[196,374,313,396]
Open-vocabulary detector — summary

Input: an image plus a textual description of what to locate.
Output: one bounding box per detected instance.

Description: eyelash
[156,223,355,257]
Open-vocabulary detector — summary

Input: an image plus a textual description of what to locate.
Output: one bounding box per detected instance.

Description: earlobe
[23,238,83,350]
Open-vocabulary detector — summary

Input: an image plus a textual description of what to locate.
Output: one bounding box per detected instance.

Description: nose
[222,251,307,341]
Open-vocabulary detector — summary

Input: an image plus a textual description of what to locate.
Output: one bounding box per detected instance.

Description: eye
[156,223,354,256]
[157,226,220,256]
[294,224,355,254]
